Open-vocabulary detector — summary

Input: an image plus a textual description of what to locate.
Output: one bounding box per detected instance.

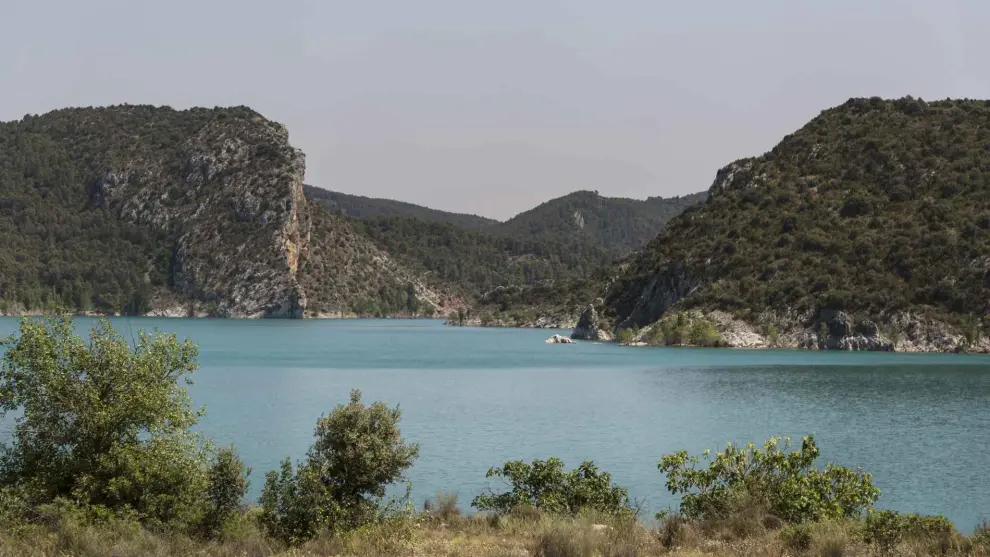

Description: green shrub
[616,328,638,344]
[472,458,630,517]
[0,316,213,530]
[765,323,780,347]
[863,509,955,552]
[259,458,338,546]
[645,326,663,346]
[688,319,721,347]
[658,436,879,524]
[259,389,419,545]
[660,313,689,345]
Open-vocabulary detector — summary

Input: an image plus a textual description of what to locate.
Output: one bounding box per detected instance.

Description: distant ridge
[303,185,497,229]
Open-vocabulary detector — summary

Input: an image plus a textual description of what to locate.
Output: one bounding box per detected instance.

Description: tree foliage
[471,458,631,517]
[259,390,419,545]
[658,436,879,524]
[0,316,245,532]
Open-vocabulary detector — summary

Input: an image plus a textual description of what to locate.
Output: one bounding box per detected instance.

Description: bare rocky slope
[0,105,460,318]
[572,97,990,352]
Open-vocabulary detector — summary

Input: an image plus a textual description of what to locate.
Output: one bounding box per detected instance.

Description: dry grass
[2,510,990,557]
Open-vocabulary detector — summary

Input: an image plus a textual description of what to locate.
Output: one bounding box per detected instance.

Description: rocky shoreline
[446,303,990,354]
[4,307,986,354]
[571,306,990,354]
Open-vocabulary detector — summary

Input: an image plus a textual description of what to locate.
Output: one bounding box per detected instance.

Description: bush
[688,319,721,347]
[658,436,879,524]
[472,458,631,517]
[424,491,460,523]
[0,316,213,530]
[863,509,956,553]
[616,328,638,344]
[532,522,596,557]
[259,458,338,546]
[660,313,690,345]
[973,519,990,548]
[259,389,419,545]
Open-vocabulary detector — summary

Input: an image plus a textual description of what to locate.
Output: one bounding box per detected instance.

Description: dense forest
[489,190,707,252]
[604,97,990,335]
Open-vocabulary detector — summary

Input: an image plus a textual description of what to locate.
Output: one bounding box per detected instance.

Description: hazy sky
[2,0,988,219]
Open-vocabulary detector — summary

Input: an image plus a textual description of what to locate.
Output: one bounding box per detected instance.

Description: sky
[2,0,989,220]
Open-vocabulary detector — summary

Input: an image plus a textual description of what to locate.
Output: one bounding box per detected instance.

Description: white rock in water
[545,334,574,344]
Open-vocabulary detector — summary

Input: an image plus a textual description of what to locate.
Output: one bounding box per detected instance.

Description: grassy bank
[2,499,990,556]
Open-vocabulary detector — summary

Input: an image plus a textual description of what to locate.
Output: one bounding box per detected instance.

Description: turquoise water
[1,317,989,528]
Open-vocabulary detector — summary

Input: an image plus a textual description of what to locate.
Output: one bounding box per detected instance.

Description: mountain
[303,188,706,303]
[303,185,497,228]
[581,97,990,351]
[490,190,707,252]
[347,216,607,298]
[0,105,460,318]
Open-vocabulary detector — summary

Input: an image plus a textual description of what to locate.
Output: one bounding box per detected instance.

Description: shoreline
[2,311,987,354]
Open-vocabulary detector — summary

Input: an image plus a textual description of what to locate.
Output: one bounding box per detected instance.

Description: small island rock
[545,334,574,344]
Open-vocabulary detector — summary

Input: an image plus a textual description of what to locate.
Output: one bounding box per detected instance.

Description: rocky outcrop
[609,263,701,330]
[608,308,988,353]
[89,110,312,317]
[545,334,574,344]
[571,305,613,341]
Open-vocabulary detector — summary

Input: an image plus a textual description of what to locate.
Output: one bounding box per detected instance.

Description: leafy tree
[658,436,879,524]
[0,316,215,529]
[200,446,251,538]
[259,389,419,544]
[472,458,630,517]
[688,319,721,347]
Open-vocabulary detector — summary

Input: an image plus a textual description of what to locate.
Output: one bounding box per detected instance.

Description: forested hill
[594,97,990,351]
[304,187,706,299]
[303,185,497,229]
[490,190,707,251]
[0,105,461,318]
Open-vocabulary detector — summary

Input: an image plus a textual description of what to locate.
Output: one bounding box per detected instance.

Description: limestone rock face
[91,110,311,317]
[571,305,613,341]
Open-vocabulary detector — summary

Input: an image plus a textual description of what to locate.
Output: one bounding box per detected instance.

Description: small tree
[472,458,630,517]
[616,328,638,344]
[765,323,780,347]
[308,389,420,522]
[688,319,721,347]
[0,316,211,528]
[259,389,419,544]
[658,436,879,524]
[200,446,251,538]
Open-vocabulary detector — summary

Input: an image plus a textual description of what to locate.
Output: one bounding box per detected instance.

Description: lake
[1,317,989,529]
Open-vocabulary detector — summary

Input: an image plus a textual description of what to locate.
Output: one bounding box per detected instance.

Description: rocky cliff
[0,105,459,318]
[87,109,312,317]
